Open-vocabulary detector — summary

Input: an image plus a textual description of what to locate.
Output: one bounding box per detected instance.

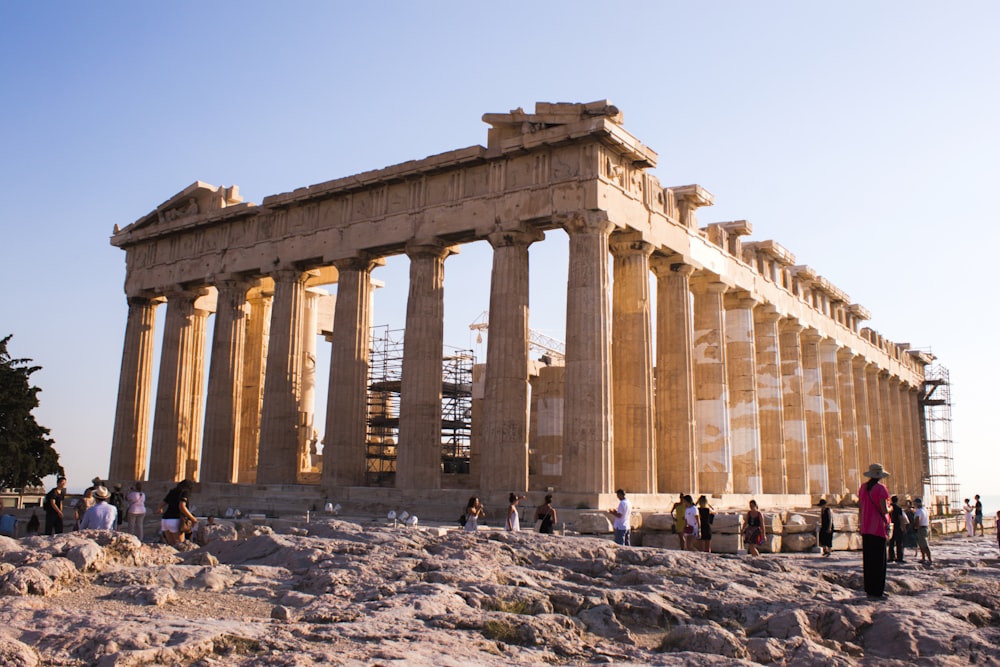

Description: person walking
[912,497,932,566]
[818,499,834,557]
[43,476,67,535]
[697,495,715,553]
[887,495,908,564]
[534,494,557,534]
[974,495,984,536]
[671,493,686,550]
[158,479,197,546]
[683,495,700,550]
[859,463,891,601]
[608,489,632,546]
[126,482,146,541]
[742,500,766,556]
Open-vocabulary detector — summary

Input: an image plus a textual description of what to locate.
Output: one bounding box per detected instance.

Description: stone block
[766,512,784,535]
[831,531,861,551]
[759,534,782,554]
[576,512,613,534]
[642,513,676,531]
[832,511,858,532]
[781,532,817,552]
[783,513,817,534]
[709,512,742,533]
[641,532,684,550]
[706,532,742,554]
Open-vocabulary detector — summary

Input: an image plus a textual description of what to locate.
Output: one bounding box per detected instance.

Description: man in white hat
[79,486,118,531]
[858,463,891,600]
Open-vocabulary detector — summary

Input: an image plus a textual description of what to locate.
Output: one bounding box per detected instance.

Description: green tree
[0,335,62,488]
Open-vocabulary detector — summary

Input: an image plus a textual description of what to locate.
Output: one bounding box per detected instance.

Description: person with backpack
[109,483,127,530]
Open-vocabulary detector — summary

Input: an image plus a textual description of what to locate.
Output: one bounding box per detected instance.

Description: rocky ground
[0,520,998,666]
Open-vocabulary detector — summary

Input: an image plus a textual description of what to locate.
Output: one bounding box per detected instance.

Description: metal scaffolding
[365,325,474,485]
[920,364,959,513]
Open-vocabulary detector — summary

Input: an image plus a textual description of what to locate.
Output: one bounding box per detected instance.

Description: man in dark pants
[886,495,907,563]
[44,476,67,535]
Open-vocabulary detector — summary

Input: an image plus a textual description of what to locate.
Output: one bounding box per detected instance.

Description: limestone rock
[1,567,54,596]
[65,540,104,571]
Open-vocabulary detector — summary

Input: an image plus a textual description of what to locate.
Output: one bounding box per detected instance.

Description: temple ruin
[108,101,935,513]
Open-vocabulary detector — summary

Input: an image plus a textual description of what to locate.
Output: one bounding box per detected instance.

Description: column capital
[404,239,459,261]
[332,253,386,274]
[126,294,166,308]
[649,253,696,277]
[778,316,804,334]
[723,289,757,310]
[689,272,728,294]
[753,303,781,324]
[800,327,824,343]
[555,210,614,236]
[608,230,654,257]
[486,226,545,249]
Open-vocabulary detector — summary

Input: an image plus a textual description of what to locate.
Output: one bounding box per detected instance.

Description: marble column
[237,288,271,483]
[865,365,885,470]
[887,377,906,494]
[724,290,762,495]
[877,372,894,479]
[754,305,786,494]
[778,319,808,494]
[185,307,210,481]
[396,242,454,490]
[110,295,163,481]
[323,256,380,487]
[257,269,310,485]
[480,228,542,493]
[561,213,614,494]
[900,383,918,496]
[650,257,697,494]
[851,357,873,489]
[909,388,926,496]
[297,289,319,473]
[149,289,206,482]
[201,278,252,483]
[609,231,656,493]
[836,349,861,494]
[819,340,845,495]
[691,275,731,494]
[800,329,828,495]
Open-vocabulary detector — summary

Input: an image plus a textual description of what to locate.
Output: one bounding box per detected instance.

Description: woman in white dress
[963,499,975,537]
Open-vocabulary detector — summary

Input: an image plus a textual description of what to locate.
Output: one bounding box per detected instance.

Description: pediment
[126,181,243,233]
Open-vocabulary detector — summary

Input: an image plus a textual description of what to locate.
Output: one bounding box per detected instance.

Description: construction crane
[469,311,565,362]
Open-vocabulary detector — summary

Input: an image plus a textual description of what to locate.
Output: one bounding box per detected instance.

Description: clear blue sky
[2,2,997,501]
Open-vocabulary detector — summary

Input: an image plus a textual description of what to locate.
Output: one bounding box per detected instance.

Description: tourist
[903,499,919,559]
[696,496,714,553]
[962,499,975,538]
[159,479,197,546]
[912,497,932,566]
[463,496,485,532]
[859,463,891,601]
[974,494,984,536]
[534,494,557,534]
[43,475,67,535]
[608,489,631,546]
[683,494,700,550]
[126,482,146,541]
[886,495,908,564]
[817,499,833,557]
[743,499,766,556]
[671,493,686,549]
[505,493,525,532]
[996,510,1000,555]
[74,487,94,530]
[79,486,118,530]
[109,483,126,530]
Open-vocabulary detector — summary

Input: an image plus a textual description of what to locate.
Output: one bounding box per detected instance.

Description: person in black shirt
[44,476,67,535]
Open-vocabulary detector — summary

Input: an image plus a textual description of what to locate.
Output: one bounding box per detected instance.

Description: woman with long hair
[858,463,891,600]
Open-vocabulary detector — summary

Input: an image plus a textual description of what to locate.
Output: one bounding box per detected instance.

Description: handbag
[179,516,194,534]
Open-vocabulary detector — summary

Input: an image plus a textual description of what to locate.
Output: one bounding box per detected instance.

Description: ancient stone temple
[109,101,932,511]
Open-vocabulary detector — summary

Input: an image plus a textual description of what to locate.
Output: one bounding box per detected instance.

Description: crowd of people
[34,475,198,546]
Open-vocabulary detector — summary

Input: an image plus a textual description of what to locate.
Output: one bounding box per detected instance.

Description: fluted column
[899,382,917,496]
[819,340,844,495]
[851,357,873,486]
[876,371,894,481]
[323,256,380,487]
[909,388,926,495]
[778,319,808,494]
[561,213,614,494]
[237,288,271,483]
[110,295,163,481]
[257,269,310,484]
[865,365,884,470]
[836,349,860,493]
[201,278,253,483]
[691,275,731,494]
[297,289,319,474]
[887,377,905,493]
[480,228,542,493]
[185,305,210,481]
[650,257,697,494]
[800,329,828,494]
[610,231,656,493]
[754,305,785,494]
[396,242,454,490]
[149,289,205,481]
[724,290,761,495]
